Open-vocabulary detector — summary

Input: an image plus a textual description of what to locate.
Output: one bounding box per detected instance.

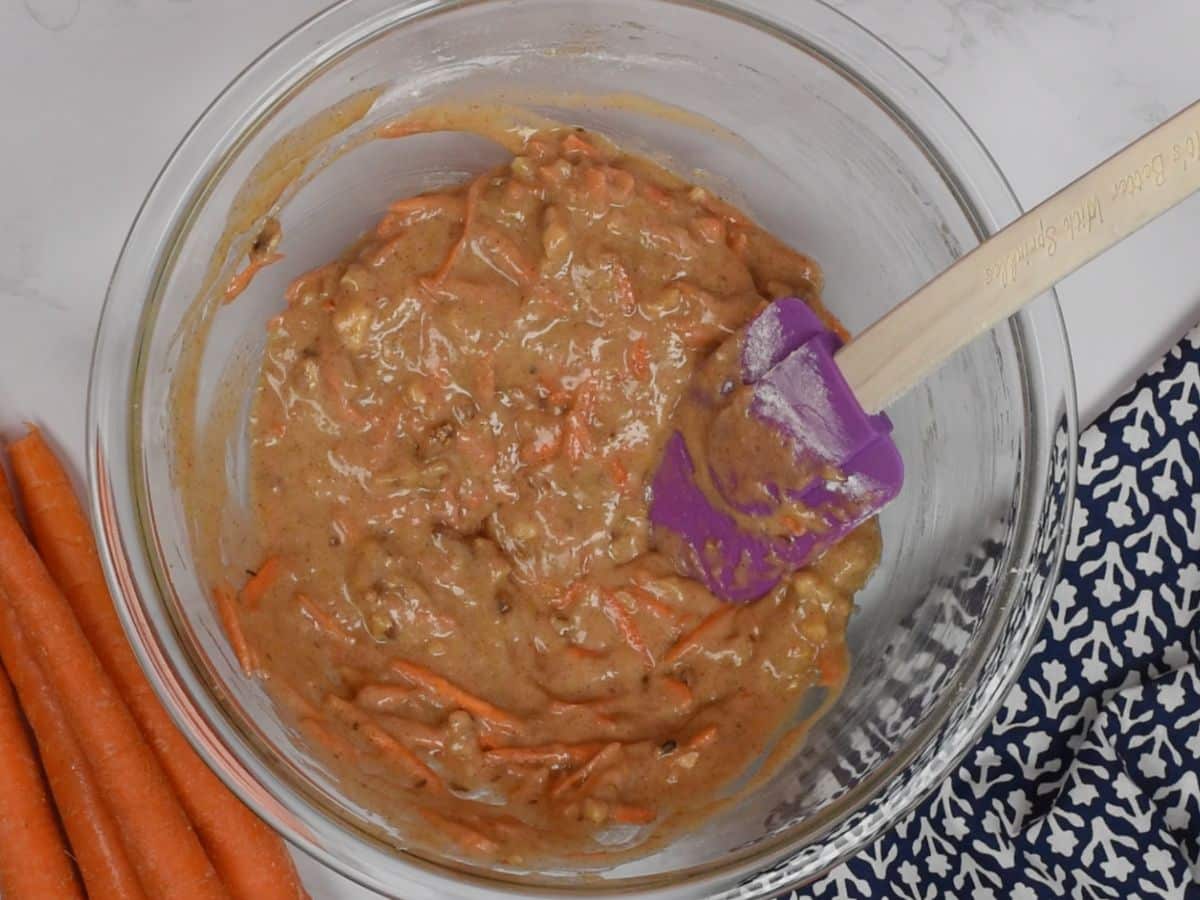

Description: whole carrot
[0,464,15,516]
[0,468,143,897]
[9,429,308,900]
[1,596,146,899]
[0,661,83,899]
[0,505,227,900]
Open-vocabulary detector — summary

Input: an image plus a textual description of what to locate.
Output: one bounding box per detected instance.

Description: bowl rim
[87,0,1078,897]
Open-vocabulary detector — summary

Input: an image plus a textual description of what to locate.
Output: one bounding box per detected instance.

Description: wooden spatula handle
[835,99,1200,414]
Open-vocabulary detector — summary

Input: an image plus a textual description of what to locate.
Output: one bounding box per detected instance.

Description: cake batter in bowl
[88,1,1075,896]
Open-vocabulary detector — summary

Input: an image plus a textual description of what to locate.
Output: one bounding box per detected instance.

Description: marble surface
[0,1,1197,897]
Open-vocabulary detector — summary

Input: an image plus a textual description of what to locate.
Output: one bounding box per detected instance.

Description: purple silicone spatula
[650,98,1200,602]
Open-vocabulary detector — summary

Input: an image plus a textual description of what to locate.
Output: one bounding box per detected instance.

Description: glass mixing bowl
[88,0,1076,896]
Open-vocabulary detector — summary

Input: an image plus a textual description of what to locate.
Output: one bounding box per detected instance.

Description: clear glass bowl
[88,1,1076,897]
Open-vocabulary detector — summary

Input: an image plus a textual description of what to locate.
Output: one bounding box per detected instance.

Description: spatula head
[648,298,904,602]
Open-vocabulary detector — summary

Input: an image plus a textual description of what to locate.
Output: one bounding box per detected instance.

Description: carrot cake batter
[231,120,880,862]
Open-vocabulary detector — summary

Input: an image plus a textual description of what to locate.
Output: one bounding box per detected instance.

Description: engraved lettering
[1149,152,1166,186]
[1114,153,1170,198]
[985,216,1062,289]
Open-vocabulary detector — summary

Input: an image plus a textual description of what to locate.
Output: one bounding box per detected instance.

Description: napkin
[788,324,1200,899]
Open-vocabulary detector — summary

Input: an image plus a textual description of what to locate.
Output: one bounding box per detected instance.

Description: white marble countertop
[1,1,1197,896]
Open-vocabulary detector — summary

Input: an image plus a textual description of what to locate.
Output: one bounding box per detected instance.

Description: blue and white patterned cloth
[789,324,1200,899]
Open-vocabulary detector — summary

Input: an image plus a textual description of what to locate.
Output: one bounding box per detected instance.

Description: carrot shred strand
[611,804,656,825]
[549,742,622,798]
[391,659,522,732]
[419,809,499,855]
[213,585,257,676]
[623,585,683,625]
[240,556,283,609]
[686,724,719,751]
[551,580,588,611]
[660,677,693,708]
[664,606,735,666]
[296,593,355,644]
[599,591,654,668]
[326,696,444,792]
[428,172,488,286]
[224,252,284,304]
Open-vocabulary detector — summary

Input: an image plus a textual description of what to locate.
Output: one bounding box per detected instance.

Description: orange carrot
[366,233,409,268]
[561,132,605,161]
[503,179,530,207]
[428,173,487,285]
[484,813,535,842]
[213,585,256,677]
[550,580,588,611]
[223,253,283,303]
[391,659,523,732]
[582,167,610,210]
[610,804,656,825]
[375,215,405,241]
[284,261,340,305]
[572,380,597,418]
[0,506,225,900]
[623,585,684,625]
[599,591,654,668]
[0,659,84,899]
[562,415,593,465]
[475,226,536,287]
[539,373,573,410]
[419,809,498,855]
[607,456,630,491]
[779,513,808,536]
[549,741,622,798]
[353,683,415,714]
[546,700,617,730]
[685,724,719,750]
[538,160,572,187]
[681,322,725,352]
[697,190,750,227]
[816,643,849,686]
[663,606,735,666]
[0,466,15,515]
[387,193,463,219]
[640,182,673,209]
[611,260,637,315]
[325,696,443,792]
[8,429,307,900]
[520,425,563,465]
[0,468,136,896]
[628,337,651,381]
[296,594,355,644]
[319,354,366,427]
[297,716,359,764]
[374,717,446,753]
[378,195,463,239]
[0,598,144,900]
[563,382,597,465]
[565,644,607,662]
[483,742,602,768]
[691,216,726,245]
[240,557,282,609]
[660,677,693,709]
[377,118,429,139]
[727,229,750,259]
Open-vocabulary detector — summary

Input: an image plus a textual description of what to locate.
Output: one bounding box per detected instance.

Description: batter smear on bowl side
[235,119,881,861]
